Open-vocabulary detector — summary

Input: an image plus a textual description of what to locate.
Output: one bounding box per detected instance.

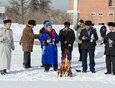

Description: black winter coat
[100,26,107,38]
[39,27,45,34]
[59,28,75,52]
[104,31,115,56]
[79,28,98,49]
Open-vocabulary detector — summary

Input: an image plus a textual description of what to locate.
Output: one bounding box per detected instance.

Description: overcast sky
[0,0,69,11]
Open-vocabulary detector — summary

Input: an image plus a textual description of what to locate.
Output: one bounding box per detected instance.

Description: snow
[0,24,115,88]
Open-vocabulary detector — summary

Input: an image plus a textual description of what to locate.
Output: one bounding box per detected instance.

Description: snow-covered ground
[0,24,115,88]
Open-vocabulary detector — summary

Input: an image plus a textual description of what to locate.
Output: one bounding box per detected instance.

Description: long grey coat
[0,27,14,70]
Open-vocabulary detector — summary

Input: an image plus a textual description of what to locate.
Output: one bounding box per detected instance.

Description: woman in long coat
[0,17,14,75]
[40,22,59,72]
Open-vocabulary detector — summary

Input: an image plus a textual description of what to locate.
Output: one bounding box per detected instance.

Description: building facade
[67,0,115,25]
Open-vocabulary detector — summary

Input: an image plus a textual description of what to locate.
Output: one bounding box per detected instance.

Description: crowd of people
[0,16,115,76]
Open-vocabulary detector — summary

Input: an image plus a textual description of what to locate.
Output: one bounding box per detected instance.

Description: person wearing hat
[100,23,107,39]
[39,20,49,67]
[39,20,50,34]
[40,22,59,72]
[0,16,15,75]
[59,21,75,61]
[104,22,115,75]
[79,20,98,73]
[74,19,85,61]
[20,20,40,69]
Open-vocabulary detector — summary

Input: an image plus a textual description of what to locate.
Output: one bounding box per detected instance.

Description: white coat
[0,27,14,70]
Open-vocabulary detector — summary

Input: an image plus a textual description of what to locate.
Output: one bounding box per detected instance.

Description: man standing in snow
[79,20,98,73]
[100,24,107,39]
[20,20,40,69]
[104,22,115,75]
[59,21,75,61]
[74,19,85,61]
[0,16,15,75]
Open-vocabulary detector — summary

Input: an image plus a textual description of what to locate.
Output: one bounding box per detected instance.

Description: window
[109,12,114,17]
[109,0,115,6]
[98,12,104,17]
[98,23,105,25]
[90,12,96,17]
[109,0,112,6]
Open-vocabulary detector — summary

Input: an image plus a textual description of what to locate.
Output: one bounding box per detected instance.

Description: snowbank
[0,23,105,41]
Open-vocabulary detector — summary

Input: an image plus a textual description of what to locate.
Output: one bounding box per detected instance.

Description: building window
[109,12,114,17]
[90,12,96,17]
[98,23,105,25]
[109,0,112,6]
[98,12,104,17]
[109,0,115,6]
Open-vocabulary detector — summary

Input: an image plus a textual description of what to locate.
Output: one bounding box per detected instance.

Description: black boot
[1,69,7,75]
[53,64,58,71]
[41,64,46,67]
[104,72,111,75]
[45,65,50,72]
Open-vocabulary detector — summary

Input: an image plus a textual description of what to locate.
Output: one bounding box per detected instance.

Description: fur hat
[79,19,84,23]
[28,20,36,26]
[64,21,70,26]
[107,22,115,27]
[85,20,92,26]
[3,16,12,24]
[45,22,52,27]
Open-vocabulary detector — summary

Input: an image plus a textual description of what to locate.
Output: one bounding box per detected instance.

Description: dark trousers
[62,50,72,61]
[106,55,115,74]
[23,52,31,68]
[82,49,95,71]
[78,43,82,61]
[101,34,106,39]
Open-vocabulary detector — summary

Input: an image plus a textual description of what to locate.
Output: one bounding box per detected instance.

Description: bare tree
[28,0,51,23]
[6,0,21,23]
[49,9,72,24]
[39,0,51,13]
[29,0,39,11]
[6,0,72,24]
[6,0,30,23]
[19,0,30,23]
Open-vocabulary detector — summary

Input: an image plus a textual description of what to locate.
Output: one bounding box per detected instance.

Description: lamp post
[73,0,78,24]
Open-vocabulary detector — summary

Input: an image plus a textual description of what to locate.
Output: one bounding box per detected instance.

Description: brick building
[67,0,115,25]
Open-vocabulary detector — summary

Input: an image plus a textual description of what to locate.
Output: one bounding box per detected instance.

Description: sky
[0,0,69,11]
